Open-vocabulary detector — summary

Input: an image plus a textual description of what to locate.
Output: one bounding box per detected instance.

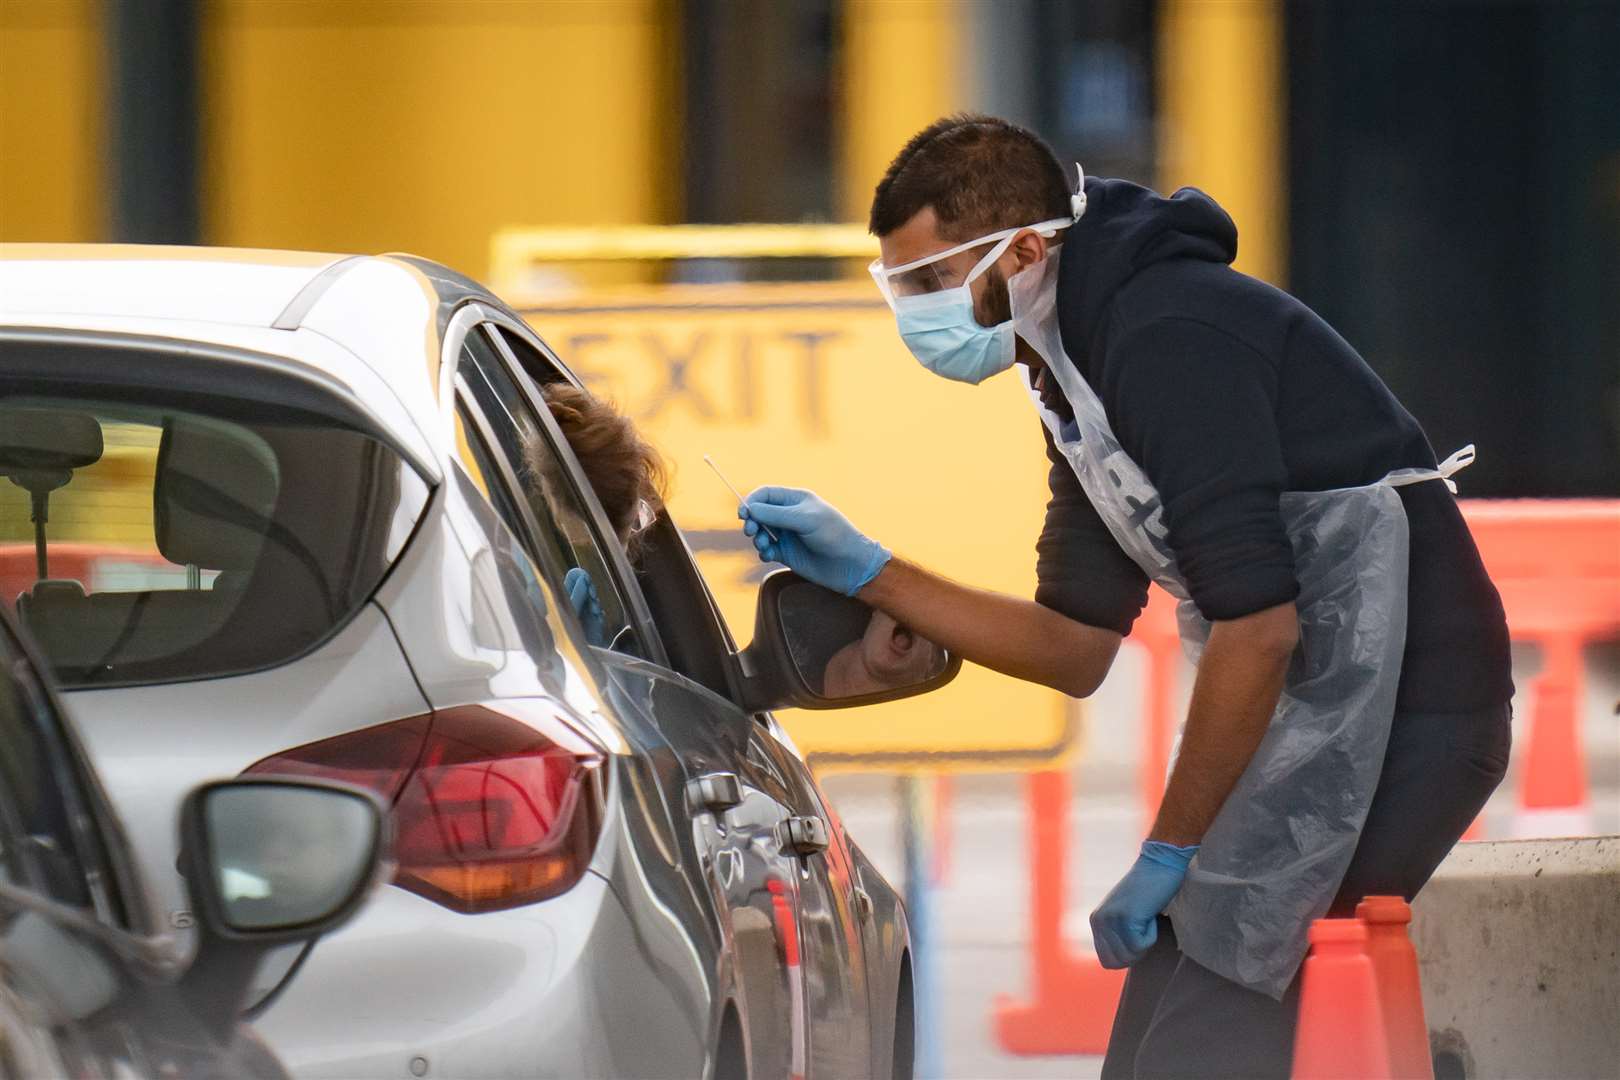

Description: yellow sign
[520,281,1076,770]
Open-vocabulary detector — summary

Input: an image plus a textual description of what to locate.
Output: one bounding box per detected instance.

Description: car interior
[0,398,425,689]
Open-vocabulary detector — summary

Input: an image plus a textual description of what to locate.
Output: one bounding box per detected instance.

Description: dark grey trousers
[1100,702,1512,1080]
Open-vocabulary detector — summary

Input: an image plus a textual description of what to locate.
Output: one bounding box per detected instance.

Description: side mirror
[735,570,962,712]
[177,778,390,1030]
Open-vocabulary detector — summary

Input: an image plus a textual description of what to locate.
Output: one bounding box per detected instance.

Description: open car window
[456,328,649,658]
[491,325,741,699]
[0,397,429,688]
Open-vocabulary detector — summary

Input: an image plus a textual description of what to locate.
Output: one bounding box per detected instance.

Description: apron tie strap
[1384,444,1476,494]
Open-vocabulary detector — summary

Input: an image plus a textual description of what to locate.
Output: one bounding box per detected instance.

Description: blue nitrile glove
[739,486,892,597]
[1090,840,1200,969]
[564,566,607,646]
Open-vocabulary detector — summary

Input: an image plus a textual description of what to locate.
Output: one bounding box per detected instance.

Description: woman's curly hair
[525,382,667,548]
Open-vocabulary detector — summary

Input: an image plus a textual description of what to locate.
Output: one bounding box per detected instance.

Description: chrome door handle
[781,815,830,856]
[853,886,873,923]
[686,772,743,813]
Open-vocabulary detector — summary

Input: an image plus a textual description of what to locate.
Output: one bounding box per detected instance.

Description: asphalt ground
[820,643,1620,1080]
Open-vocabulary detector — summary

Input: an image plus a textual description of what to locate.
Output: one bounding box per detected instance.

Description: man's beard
[975,262,1013,328]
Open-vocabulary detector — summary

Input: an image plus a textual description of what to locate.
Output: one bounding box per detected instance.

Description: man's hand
[855,610,941,684]
[740,486,891,597]
[822,611,945,697]
[1091,841,1199,968]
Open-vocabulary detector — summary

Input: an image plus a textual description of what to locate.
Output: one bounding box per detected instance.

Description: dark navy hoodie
[1033,177,1512,712]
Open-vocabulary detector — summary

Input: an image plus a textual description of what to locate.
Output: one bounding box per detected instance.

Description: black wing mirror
[735,570,961,713]
[177,777,390,1030]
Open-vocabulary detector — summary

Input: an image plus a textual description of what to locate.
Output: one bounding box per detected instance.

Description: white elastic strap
[877,215,1076,278]
[1384,444,1476,494]
[1436,444,1476,478]
[1071,162,1088,220]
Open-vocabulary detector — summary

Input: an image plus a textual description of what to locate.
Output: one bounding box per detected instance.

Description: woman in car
[524,383,666,647]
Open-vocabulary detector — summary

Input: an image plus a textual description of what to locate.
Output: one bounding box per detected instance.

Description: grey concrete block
[1411,837,1620,1080]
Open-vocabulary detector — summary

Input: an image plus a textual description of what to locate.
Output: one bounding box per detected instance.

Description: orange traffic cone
[1292,918,1392,1080]
[1357,897,1434,1080]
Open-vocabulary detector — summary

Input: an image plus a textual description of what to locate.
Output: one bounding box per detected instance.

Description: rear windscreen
[0,396,429,688]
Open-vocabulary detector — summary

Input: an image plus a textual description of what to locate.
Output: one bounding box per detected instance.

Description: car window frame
[0,618,136,930]
[473,311,753,703]
[0,388,433,691]
[477,321,659,630]
[440,306,672,669]
[460,330,648,655]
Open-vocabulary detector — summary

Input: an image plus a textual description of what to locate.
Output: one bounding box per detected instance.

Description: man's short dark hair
[868,113,1072,240]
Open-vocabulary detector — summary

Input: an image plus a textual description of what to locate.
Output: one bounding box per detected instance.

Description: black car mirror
[735,570,961,712]
[182,778,388,939]
[177,778,390,1031]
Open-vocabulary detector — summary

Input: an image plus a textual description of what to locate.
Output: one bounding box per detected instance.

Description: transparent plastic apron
[1008,252,1474,997]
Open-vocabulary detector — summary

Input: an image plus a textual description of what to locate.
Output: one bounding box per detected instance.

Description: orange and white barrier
[1462,500,1620,837]
[766,878,806,1080]
[991,771,1125,1055]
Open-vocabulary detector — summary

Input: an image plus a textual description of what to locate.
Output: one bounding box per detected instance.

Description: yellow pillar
[1157,0,1286,286]
[201,0,674,281]
[0,0,105,241]
[837,0,965,225]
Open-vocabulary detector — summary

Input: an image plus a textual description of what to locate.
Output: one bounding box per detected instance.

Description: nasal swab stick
[704,454,779,543]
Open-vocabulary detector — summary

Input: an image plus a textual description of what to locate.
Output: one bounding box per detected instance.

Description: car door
[0,626,126,1075]
[479,317,874,1078]
[0,620,186,1076]
[449,317,808,1074]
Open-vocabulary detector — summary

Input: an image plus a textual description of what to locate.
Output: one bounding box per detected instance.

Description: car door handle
[686,772,743,813]
[853,886,873,923]
[781,815,829,856]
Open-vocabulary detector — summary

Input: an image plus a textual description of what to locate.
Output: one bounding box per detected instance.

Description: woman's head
[527,382,667,548]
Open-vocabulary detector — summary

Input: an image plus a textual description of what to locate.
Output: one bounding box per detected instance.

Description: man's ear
[1006,228,1050,271]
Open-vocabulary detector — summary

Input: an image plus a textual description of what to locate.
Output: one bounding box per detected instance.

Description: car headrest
[0,406,103,472]
[153,417,281,571]
[15,578,86,623]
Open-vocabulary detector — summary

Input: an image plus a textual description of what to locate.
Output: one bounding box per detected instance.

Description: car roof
[0,244,509,476]
[0,244,351,324]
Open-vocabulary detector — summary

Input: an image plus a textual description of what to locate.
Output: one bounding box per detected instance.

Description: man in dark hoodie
[737,115,1513,1077]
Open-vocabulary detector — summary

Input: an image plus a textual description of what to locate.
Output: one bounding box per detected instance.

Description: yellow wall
[201,0,673,278]
[1157,0,1286,285]
[0,0,105,241]
[836,0,963,225]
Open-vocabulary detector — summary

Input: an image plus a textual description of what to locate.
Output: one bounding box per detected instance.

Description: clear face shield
[624,497,658,547]
[868,224,1065,310]
[868,163,1089,311]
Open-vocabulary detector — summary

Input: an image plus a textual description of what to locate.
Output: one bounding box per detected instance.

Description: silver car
[0,245,955,1079]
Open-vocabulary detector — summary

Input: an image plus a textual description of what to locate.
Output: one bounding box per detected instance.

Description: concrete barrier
[1410,837,1620,1079]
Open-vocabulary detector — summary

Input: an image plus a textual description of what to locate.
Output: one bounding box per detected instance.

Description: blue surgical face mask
[892,275,1017,384]
[871,185,1084,385]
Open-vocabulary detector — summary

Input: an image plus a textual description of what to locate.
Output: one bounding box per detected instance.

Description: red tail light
[245,703,605,913]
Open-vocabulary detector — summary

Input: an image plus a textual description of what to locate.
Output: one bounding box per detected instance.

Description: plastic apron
[1008,251,1474,997]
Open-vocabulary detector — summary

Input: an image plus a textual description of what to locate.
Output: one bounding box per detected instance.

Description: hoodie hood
[1056,176,1238,365]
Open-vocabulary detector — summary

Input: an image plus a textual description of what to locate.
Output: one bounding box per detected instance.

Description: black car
[0,608,389,1078]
